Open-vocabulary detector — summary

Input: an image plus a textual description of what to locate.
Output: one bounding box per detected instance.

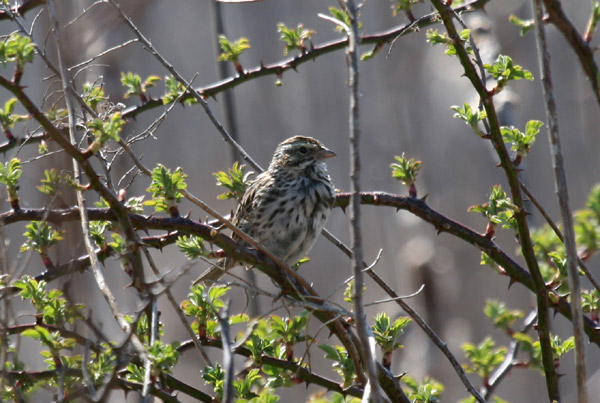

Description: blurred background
[2,0,600,401]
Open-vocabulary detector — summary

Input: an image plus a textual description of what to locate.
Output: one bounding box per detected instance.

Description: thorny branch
[429,0,559,399]
[1,0,598,401]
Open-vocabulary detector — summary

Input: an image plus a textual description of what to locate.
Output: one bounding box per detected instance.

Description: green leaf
[485,55,533,81]
[108,233,126,254]
[319,344,356,387]
[86,112,125,154]
[177,235,207,259]
[582,289,600,313]
[203,364,225,398]
[218,35,250,73]
[372,312,411,352]
[426,28,471,56]
[163,75,196,106]
[390,0,424,17]
[277,23,314,55]
[509,15,535,36]
[328,7,362,32]
[121,72,161,99]
[0,32,35,68]
[145,164,187,214]
[586,183,600,221]
[0,98,27,130]
[501,120,542,159]
[451,103,487,137]
[21,221,64,254]
[269,311,309,345]
[0,157,22,203]
[390,153,421,186]
[82,82,106,111]
[462,337,507,379]
[148,340,180,376]
[214,162,253,200]
[468,185,518,232]
[485,55,533,94]
[402,374,445,403]
[125,363,145,383]
[36,169,63,197]
[483,300,523,330]
[21,325,51,342]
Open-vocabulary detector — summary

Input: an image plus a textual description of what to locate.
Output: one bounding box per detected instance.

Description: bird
[195,136,336,284]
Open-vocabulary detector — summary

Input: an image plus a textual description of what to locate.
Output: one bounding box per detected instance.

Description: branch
[520,181,600,293]
[0,76,146,289]
[342,0,385,401]
[429,1,559,398]
[334,192,600,346]
[542,0,600,105]
[45,0,149,367]
[120,0,490,120]
[178,339,364,398]
[532,0,587,400]
[3,191,600,348]
[8,323,101,352]
[483,310,537,399]
[5,369,182,402]
[0,133,46,155]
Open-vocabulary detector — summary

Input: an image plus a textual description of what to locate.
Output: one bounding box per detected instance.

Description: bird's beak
[316,148,336,160]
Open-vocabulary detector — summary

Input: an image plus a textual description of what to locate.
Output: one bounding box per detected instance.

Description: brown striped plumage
[196,136,336,283]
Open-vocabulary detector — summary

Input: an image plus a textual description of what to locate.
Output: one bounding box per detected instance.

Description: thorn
[508,278,517,289]
[260,60,266,69]
[341,206,347,215]
[420,193,429,202]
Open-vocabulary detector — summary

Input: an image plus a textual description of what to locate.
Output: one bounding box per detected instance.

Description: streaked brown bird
[195,136,336,283]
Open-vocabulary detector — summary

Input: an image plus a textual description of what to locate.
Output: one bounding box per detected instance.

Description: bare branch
[532,0,587,400]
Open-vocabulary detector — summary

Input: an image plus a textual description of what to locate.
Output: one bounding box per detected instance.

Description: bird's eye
[298,146,308,154]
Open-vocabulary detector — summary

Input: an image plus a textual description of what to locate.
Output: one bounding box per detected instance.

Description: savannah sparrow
[196,136,336,283]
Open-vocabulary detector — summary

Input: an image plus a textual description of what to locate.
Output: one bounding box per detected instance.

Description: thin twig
[68,39,138,71]
[520,180,600,292]
[218,303,234,403]
[532,0,587,400]
[343,0,384,400]
[120,0,491,121]
[483,310,537,399]
[141,297,158,401]
[45,0,148,364]
[106,0,262,171]
[363,284,425,307]
[542,0,600,105]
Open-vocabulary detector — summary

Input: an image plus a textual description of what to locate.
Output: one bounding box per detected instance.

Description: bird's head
[270,136,335,171]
